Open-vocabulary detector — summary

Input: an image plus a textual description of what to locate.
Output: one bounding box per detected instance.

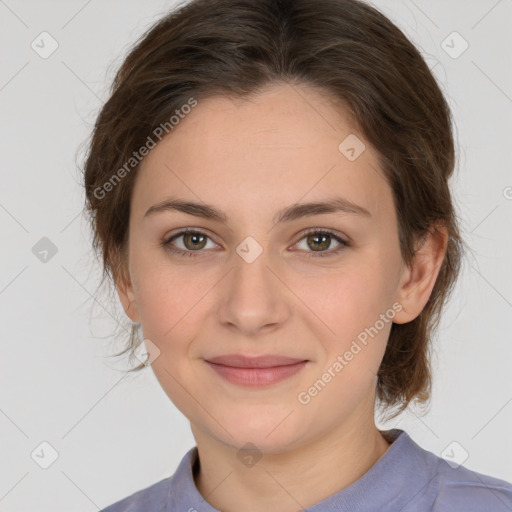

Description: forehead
[132,83,392,224]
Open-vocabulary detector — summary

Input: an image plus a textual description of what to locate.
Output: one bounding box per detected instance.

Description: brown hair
[82,0,466,421]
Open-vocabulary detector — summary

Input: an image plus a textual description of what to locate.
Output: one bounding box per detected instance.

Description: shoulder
[99,446,198,512]
[431,459,512,511]
[100,477,171,512]
[386,429,512,511]
[405,433,512,511]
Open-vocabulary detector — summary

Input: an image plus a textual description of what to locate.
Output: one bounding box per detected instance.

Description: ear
[393,224,448,324]
[112,248,141,323]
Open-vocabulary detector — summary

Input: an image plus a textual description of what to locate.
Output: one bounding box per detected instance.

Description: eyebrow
[144,196,372,224]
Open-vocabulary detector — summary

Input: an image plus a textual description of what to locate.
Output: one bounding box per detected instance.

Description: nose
[215,244,292,336]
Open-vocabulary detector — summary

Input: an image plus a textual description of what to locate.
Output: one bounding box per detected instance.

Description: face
[117,82,420,453]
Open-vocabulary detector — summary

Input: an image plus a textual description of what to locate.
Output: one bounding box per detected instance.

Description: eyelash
[161,227,350,259]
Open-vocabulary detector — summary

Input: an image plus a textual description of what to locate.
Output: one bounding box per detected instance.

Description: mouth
[204,354,309,387]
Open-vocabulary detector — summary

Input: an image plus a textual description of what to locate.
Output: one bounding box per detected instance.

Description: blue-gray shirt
[101,428,512,511]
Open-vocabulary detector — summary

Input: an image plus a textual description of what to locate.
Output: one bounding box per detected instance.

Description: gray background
[1,0,511,510]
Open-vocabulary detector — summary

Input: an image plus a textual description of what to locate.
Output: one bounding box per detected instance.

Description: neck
[191,417,391,512]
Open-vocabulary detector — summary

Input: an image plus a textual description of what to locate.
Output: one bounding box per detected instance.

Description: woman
[82,0,512,510]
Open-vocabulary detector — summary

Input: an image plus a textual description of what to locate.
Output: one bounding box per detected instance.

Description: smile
[204,360,308,387]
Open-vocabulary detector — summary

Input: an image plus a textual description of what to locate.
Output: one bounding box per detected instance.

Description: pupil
[186,233,205,250]
[310,234,329,251]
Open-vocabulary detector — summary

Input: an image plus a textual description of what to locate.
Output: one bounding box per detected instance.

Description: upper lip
[205,354,307,368]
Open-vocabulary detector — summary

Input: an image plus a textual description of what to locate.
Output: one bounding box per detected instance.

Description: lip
[204,354,308,387]
[205,354,307,368]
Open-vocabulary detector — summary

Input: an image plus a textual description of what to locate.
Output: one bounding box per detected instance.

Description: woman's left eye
[162,228,349,258]
[292,229,349,258]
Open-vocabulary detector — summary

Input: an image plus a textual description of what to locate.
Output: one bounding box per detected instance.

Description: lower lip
[205,361,308,387]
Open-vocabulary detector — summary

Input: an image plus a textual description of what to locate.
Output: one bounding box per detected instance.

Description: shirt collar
[165,428,435,511]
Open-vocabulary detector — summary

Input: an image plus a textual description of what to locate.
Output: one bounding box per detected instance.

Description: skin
[116,82,448,512]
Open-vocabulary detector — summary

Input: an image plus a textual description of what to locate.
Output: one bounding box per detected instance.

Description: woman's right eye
[162,229,218,257]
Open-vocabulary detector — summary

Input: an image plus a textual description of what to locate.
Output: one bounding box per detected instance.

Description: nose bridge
[216,236,290,333]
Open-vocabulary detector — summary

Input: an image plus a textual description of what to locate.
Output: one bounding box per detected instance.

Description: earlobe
[116,275,140,323]
[112,249,140,323]
[393,225,448,325]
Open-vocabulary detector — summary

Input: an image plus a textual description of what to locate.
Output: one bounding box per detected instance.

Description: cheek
[130,261,219,381]
[137,287,198,351]
[129,244,205,337]
[303,265,390,331]
[302,267,393,373]
[135,273,201,415]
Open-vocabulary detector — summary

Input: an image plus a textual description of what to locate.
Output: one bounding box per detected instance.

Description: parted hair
[82,0,466,420]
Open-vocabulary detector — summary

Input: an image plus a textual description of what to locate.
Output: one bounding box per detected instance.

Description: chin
[220,417,303,453]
